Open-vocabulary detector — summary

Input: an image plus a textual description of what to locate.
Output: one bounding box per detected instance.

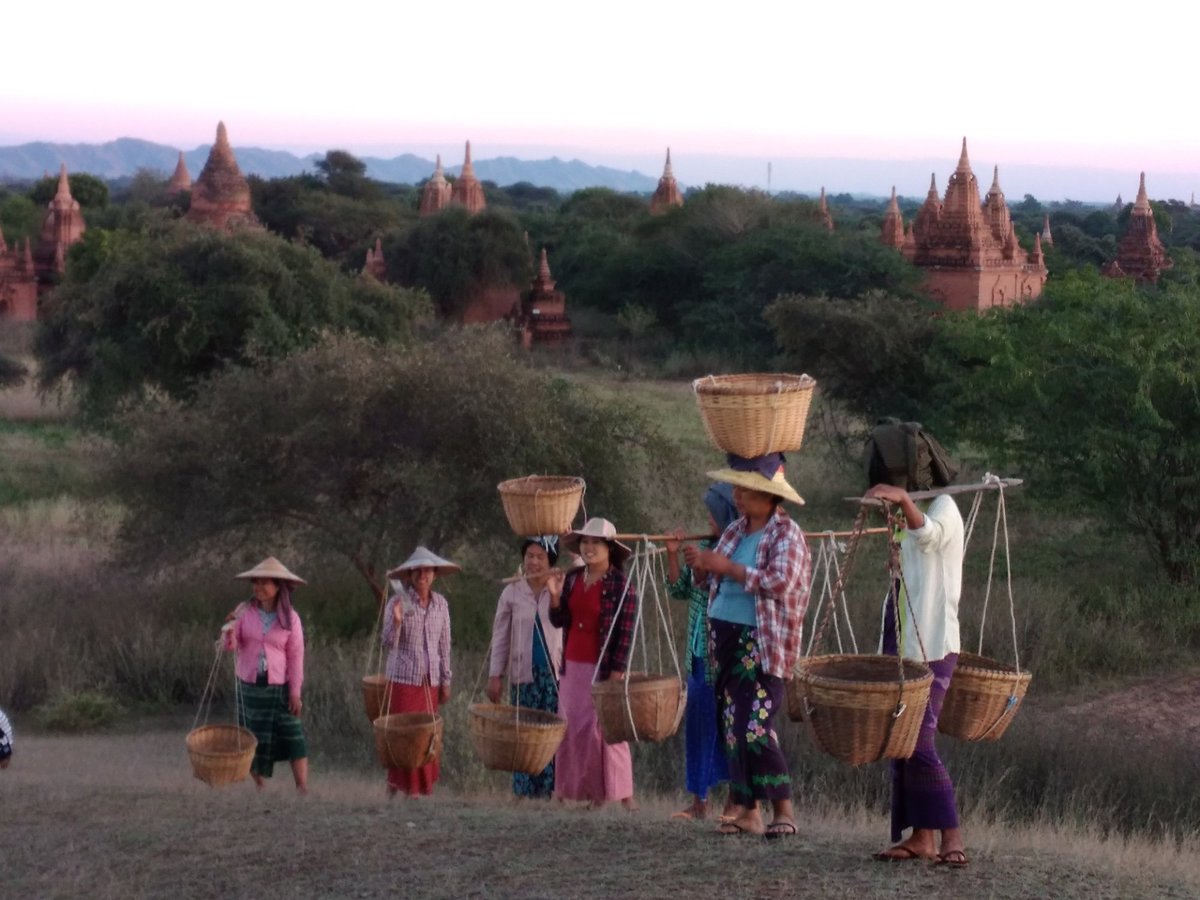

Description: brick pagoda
[186,122,260,230]
[419,154,453,216]
[513,248,572,348]
[34,164,87,284]
[0,230,37,322]
[880,139,1047,311]
[817,187,834,231]
[362,238,387,280]
[450,141,486,214]
[166,151,192,196]
[649,148,684,214]
[1103,173,1172,282]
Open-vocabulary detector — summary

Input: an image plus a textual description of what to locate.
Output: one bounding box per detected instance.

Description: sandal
[933,850,969,868]
[718,819,765,836]
[873,845,936,862]
[764,819,797,840]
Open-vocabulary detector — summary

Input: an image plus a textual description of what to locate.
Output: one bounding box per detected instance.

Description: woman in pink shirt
[380,546,457,797]
[222,556,309,793]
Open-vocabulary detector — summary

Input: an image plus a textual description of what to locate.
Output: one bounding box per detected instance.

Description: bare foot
[621,797,639,813]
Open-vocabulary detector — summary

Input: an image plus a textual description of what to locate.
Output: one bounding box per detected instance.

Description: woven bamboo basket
[798,654,933,766]
[467,703,566,775]
[361,674,388,723]
[785,673,808,722]
[186,724,257,787]
[938,652,1032,742]
[591,673,686,744]
[497,476,586,537]
[373,712,443,769]
[692,373,817,458]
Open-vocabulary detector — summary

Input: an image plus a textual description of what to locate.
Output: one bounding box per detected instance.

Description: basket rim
[468,703,566,729]
[590,673,682,694]
[798,654,933,692]
[693,373,816,396]
[953,653,1033,678]
[497,475,586,495]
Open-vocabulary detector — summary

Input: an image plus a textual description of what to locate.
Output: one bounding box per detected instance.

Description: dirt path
[4,729,1199,899]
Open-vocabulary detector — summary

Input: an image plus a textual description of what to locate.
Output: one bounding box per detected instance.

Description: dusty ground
[5,727,1199,900]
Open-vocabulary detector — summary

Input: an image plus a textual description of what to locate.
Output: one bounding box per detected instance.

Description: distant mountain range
[0,138,660,194]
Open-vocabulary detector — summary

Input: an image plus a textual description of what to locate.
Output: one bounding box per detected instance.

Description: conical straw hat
[234,556,307,585]
[386,546,463,579]
[705,467,804,505]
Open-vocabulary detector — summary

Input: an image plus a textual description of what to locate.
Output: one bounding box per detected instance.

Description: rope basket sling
[794,509,933,766]
[938,479,1032,741]
[590,540,687,744]
[692,373,816,458]
[361,580,391,723]
[497,476,586,537]
[370,591,443,770]
[187,643,257,787]
[467,598,565,775]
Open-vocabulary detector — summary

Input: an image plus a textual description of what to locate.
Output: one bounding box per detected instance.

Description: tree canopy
[35,218,430,420]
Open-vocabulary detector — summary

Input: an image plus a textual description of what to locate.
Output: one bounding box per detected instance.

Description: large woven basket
[467,703,566,775]
[692,373,817,458]
[798,654,932,766]
[497,476,586,537]
[591,674,686,744]
[785,673,808,723]
[938,652,1032,742]
[361,674,388,723]
[186,724,257,787]
[373,712,443,769]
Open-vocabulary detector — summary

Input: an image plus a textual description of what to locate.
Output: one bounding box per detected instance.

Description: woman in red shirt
[547,518,638,810]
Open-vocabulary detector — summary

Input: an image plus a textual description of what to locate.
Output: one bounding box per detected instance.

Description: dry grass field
[4,727,1200,900]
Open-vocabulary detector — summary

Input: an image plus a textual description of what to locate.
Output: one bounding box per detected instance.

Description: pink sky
[4,1,1200,191]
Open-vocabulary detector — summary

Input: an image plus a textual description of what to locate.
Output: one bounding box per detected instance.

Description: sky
[4,0,1200,199]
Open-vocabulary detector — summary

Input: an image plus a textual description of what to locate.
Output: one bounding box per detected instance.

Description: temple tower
[649,148,684,214]
[450,141,486,214]
[34,164,87,283]
[166,151,192,196]
[0,231,38,321]
[880,187,905,249]
[1041,214,1053,247]
[419,154,453,216]
[1104,172,1172,282]
[817,187,834,231]
[513,248,572,348]
[362,238,387,280]
[883,138,1047,311]
[186,121,259,230]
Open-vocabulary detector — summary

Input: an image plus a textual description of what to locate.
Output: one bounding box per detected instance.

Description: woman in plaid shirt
[381,546,458,797]
[685,455,810,838]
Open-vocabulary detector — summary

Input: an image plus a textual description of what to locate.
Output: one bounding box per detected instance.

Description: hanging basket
[373,713,443,769]
[497,476,586,537]
[692,373,816,458]
[467,703,566,775]
[798,654,933,766]
[186,724,257,787]
[785,674,808,723]
[938,652,1032,742]
[591,674,686,744]
[361,674,388,723]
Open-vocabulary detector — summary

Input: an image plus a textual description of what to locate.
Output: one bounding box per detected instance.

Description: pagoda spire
[1031,232,1044,266]
[663,148,674,179]
[818,186,834,231]
[880,186,905,249]
[989,165,1001,194]
[462,141,475,178]
[649,146,684,214]
[1134,171,1150,211]
[54,163,72,201]
[538,247,553,283]
[927,173,939,200]
[956,137,971,174]
[1041,213,1053,247]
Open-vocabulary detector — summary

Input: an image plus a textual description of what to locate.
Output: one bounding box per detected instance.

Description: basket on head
[361,674,388,723]
[692,373,817,458]
[591,674,686,744]
[467,703,566,775]
[938,652,1032,742]
[798,654,933,766]
[497,476,586,537]
[186,724,257,787]
[373,713,443,769]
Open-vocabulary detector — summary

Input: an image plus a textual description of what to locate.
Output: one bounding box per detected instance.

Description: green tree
[29,172,109,209]
[0,193,40,242]
[103,328,682,599]
[35,219,430,421]
[926,270,1200,583]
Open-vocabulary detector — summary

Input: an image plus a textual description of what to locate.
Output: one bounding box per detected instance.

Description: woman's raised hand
[545,569,566,607]
[486,676,502,704]
[224,601,248,623]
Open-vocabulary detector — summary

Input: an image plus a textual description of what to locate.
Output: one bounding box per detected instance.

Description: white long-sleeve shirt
[0,708,12,758]
[879,493,964,662]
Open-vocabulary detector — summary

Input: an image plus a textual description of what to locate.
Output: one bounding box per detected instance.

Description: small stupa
[649,148,684,214]
[185,122,259,230]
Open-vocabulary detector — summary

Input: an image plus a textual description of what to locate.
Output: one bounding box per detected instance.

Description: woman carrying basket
[222,557,309,793]
[381,546,457,797]
[486,535,564,800]
[863,420,968,868]
[684,455,810,838]
[546,517,638,811]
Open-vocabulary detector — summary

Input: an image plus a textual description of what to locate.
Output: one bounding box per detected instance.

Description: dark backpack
[863,418,958,491]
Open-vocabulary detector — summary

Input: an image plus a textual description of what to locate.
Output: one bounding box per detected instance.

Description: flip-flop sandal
[764,820,797,840]
[933,850,970,868]
[873,846,936,862]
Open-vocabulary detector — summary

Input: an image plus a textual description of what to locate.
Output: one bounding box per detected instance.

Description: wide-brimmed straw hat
[386,546,463,579]
[560,517,632,565]
[234,556,307,585]
[706,467,805,505]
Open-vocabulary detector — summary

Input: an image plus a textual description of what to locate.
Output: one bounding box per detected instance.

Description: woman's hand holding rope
[486,676,501,703]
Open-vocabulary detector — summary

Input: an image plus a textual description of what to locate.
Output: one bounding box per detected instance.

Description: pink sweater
[223,605,305,699]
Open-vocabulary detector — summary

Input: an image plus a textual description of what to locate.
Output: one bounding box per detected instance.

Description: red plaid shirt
[548,567,637,681]
[706,508,811,678]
